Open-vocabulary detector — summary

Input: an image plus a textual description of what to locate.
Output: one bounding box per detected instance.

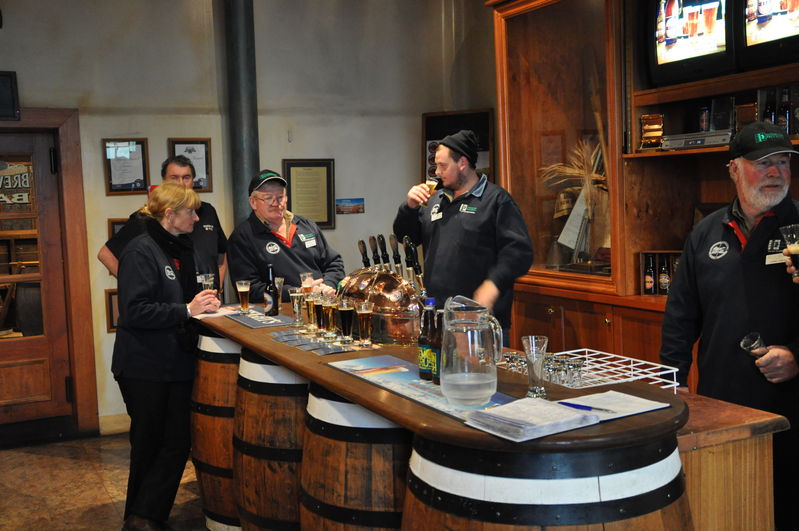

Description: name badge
[431,212,443,221]
[305,238,317,248]
[765,253,786,266]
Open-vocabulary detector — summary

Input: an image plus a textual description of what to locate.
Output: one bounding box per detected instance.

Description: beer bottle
[777,88,792,136]
[644,254,656,295]
[418,298,435,380]
[658,258,671,295]
[264,263,279,316]
[431,310,443,385]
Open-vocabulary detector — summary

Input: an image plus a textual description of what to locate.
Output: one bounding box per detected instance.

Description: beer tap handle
[377,234,390,269]
[357,239,371,268]
[368,235,381,267]
[389,234,403,275]
[402,236,415,270]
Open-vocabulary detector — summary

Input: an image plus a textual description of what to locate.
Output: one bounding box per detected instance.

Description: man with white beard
[660,121,799,529]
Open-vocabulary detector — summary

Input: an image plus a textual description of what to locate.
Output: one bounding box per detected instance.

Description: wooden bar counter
[198,313,787,529]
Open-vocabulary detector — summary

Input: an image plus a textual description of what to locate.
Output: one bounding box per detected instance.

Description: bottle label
[658,273,671,291]
[429,347,441,380]
[645,274,655,292]
[418,344,433,375]
[264,293,274,314]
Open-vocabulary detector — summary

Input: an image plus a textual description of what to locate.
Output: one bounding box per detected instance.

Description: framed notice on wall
[103,138,149,195]
[282,159,335,229]
[167,137,212,192]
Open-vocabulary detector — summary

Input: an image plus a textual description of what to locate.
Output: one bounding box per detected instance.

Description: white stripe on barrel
[198,334,242,354]
[238,356,309,384]
[306,392,400,428]
[408,446,682,505]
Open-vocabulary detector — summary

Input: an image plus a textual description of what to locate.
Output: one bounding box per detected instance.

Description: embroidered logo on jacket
[708,241,729,260]
[165,265,176,280]
[266,242,280,255]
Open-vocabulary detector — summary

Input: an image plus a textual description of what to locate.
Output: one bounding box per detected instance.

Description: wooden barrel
[300,383,412,529]
[234,348,309,530]
[190,330,242,530]
[401,434,693,530]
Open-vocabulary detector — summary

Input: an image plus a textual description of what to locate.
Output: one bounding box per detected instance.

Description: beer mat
[328,355,513,421]
[310,345,358,355]
[270,330,300,338]
[225,311,293,328]
[283,338,318,347]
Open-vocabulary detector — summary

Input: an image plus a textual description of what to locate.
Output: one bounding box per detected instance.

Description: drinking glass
[313,294,326,336]
[565,356,585,387]
[521,335,549,398]
[288,287,305,328]
[337,299,355,343]
[422,176,439,206]
[779,224,799,269]
[198,273,215,292]
[356,301,374,347]
[322,296,338,340]
[235,280,251,314]
[274,276,285,311]
[740,332,767,358]
[304,292,319,333]
[299,272,315,295]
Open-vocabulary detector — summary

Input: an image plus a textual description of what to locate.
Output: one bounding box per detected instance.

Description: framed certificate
[282,159,335,229]
[168,137,212,192]
[103,138,149,195]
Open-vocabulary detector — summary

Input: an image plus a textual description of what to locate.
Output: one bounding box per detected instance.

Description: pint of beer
[236,280,251,314]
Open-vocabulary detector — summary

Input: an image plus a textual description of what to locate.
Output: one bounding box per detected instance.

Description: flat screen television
[735,0,799,71]
[646,0,736,86]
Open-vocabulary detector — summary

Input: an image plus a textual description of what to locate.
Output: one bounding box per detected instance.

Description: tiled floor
[0,434,206,531]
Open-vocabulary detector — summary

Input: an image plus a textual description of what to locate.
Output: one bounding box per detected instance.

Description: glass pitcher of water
[440,295,503,406]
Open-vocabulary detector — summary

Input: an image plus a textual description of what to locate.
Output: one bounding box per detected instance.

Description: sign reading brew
[0,160,35,214]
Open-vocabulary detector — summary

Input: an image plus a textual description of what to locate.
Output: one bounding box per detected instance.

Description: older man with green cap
[393,129,533,338]
[660,120,799,528]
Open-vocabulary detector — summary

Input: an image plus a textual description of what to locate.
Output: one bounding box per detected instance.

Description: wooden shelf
[633,63,799,107]
[624,138,799,159]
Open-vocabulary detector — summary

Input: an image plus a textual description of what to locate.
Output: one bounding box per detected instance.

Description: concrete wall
[0,0,495,432]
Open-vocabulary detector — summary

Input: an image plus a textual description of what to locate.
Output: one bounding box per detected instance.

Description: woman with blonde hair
[112,182,220,531]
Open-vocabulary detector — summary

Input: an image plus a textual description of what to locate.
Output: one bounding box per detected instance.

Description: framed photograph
[103,138,149,195]
[107,218,128,240]
[105,289,119,333]
[167,137,212,192]
[282,159,335,229]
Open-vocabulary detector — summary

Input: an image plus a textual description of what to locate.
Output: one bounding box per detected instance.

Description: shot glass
[740,332,767,358]
[288,287,305,328]
[521,335,549,398]
[235,280,251,314]
[565,356,585,387]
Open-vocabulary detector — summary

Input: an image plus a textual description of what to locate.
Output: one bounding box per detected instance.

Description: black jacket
[393,176,533,329]
[660,195,799,418]
[111,232,198,381]
[227,211,345,302]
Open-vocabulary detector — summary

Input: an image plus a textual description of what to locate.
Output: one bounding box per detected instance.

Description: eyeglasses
[253,194,285,205]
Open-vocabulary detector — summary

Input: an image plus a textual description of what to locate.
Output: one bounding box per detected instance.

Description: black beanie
[440,130,479,167]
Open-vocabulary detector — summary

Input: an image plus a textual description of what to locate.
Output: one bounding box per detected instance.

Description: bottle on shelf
[762,90,776,125]
[658,257,671,295]
[777,87,792,136]
[644,254,657,295]
[418,298,436,381]
[264,263,279,316]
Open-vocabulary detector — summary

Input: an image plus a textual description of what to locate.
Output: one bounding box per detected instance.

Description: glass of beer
[322,296,338,340]
[356,301,374,347]
[314,294,326,336]
[288,287,305,327]
[422,176,439,206]
[274,276,285,312]
[198,273,215,292]
[780,224,799,269]
[304,292,318,333]
[337,299,355,343]
[236,280,251,314]
[300,272,315,295]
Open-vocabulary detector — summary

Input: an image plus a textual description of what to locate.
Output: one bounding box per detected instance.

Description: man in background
[392,129,533,337]
[660,121,799,528]
[97,155,227,289]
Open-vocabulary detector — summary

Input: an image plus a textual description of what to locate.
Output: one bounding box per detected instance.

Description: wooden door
[559,298,614,353]
[612,306,664,363]
[0,132,72,424]
[511,293,564,351]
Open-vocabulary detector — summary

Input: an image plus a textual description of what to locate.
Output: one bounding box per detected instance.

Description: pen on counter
[557,401,616,414]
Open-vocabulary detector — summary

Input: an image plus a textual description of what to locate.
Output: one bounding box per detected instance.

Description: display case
[492,0,623,292]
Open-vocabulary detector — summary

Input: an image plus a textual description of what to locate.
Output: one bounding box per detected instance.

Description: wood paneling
[0,358,50,405]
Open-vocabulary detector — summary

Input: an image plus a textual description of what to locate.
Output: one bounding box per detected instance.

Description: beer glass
[198,273,215,292]
[322,296,338,340]
[288,287,305,328]
[422,176,439,206]
[337,299,355,343]
[521,335,549,398]
[274,276,285,312]
[313,294,326,336]
[779,224,799,269]
[356,301,374,347]
[236,280,251,314]
[304,292,319,333]
[300,272,315,295]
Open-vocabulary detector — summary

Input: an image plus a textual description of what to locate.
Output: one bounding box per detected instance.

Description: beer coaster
[226,311,293,328]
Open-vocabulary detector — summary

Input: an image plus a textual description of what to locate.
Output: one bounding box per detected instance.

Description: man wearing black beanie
[393,130,533,336]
